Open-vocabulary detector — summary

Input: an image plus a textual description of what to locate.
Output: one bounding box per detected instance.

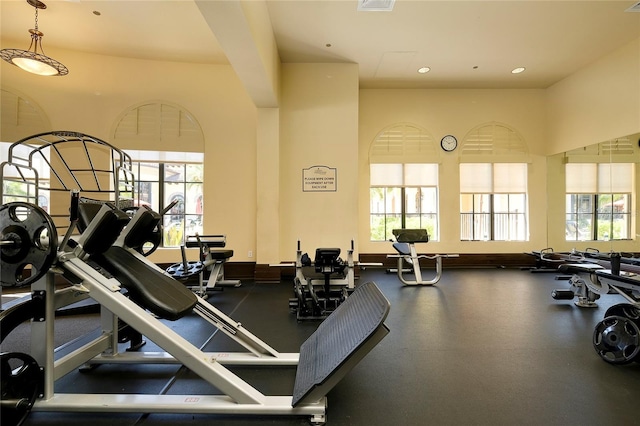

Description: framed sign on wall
[302,165,337,192]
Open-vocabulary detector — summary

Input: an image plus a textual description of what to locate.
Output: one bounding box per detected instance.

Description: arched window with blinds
[111,101,205,248]
[368,123,440,241]
[459,122,529,241]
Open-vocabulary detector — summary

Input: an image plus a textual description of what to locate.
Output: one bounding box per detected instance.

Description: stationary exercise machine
[288,241,356,320]
[0,131,391,424]
[0,198,391,425]
[538,248,640,364]
[387,229,458,286]
[165,234,241,297]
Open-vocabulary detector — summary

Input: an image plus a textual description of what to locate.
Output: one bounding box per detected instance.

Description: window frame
[459,163,529,242]
[369,163,439,242]
[126,152,204,248]
[565,162,634,242]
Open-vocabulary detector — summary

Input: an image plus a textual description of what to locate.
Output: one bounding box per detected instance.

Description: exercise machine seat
[77,204,130,255]
[92,246,197,321]
[208,250,234,261]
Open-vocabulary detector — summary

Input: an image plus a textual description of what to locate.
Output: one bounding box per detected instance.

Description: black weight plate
[165,261,204,280]
[0,352,42,426]
[604,303,640,322]
[0,203,57,288]
[593,315,640,364]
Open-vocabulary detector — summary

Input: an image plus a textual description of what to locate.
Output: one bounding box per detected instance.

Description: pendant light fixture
[0,0,69,76]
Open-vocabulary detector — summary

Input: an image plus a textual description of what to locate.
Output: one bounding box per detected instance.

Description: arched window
[459,122,529,241]
[112,101,204,247]
[1,88,51,142]
[369,123,440,241]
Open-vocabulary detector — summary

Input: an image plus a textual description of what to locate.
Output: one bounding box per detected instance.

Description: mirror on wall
[557,132,640,250]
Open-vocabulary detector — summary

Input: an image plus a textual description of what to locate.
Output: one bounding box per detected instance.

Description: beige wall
[279,63,359,260]
[1,48,258,264]
[2,35,640,265]
[546,38,640,155]
[358,89,548,255]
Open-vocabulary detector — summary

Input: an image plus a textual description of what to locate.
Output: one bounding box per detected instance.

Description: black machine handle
[69,190,80,222]
[60,189,81,250]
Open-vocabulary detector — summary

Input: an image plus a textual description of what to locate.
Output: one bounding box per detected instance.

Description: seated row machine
[0,198,391,425]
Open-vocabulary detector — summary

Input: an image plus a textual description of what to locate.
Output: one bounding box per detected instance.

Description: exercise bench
[388,228,458,286]
[165,234,241,297]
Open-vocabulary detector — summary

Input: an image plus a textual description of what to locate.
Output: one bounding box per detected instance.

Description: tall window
[565,163,633,241]
[370,163,439,241]
[460,163,528,241]
[126,151,204,248]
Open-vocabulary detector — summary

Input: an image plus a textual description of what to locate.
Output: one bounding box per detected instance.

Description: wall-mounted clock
[441,135,458,152]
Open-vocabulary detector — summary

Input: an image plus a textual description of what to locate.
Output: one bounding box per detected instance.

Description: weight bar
[0,202,58,288]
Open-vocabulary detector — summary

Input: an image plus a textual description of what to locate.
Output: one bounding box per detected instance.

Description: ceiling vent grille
[625,2,640,12]
[358,0,395,12]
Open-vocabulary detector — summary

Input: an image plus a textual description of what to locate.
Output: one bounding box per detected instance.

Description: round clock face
[441,135,457,152]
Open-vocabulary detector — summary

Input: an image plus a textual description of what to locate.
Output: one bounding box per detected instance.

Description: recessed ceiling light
[417,67,430,74]
[625,1,640,12]
[511,67,526,74]
[357,0,395,12]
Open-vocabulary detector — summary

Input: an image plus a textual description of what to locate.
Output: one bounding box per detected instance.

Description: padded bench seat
[595,269,640,284]
[208,250,234,260]
[558,263,604,274]
[92,246,197,321]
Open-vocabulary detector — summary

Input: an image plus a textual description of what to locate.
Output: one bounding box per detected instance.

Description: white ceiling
[1,0,639,90]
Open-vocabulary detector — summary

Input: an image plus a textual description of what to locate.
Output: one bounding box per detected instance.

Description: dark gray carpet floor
[3,267,640,425]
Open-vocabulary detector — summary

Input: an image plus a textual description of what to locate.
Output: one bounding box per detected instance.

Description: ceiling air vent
[625,1,640,12]
[358,0,395,12]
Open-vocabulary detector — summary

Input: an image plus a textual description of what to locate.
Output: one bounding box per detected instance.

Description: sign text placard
[302,165,337,192]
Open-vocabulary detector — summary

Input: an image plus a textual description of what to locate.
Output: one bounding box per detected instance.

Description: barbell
[0,202,58,288]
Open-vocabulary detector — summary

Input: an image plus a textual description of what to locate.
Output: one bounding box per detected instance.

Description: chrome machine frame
[28,207,326,423]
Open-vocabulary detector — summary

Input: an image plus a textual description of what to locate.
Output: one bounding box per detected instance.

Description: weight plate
[0,203,58,288]
[593,315,640,364]
[604,303,640,322]
[0,352,42,426]
[166,261,204,280]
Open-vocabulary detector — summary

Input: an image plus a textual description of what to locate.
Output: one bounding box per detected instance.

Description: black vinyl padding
[292,281,390,406]
[392,228,429,243]
[77,203,104,233]
[123,208,161,249]
[78,205,130,255]
[208,250,234,260]
[91,246,197,321]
